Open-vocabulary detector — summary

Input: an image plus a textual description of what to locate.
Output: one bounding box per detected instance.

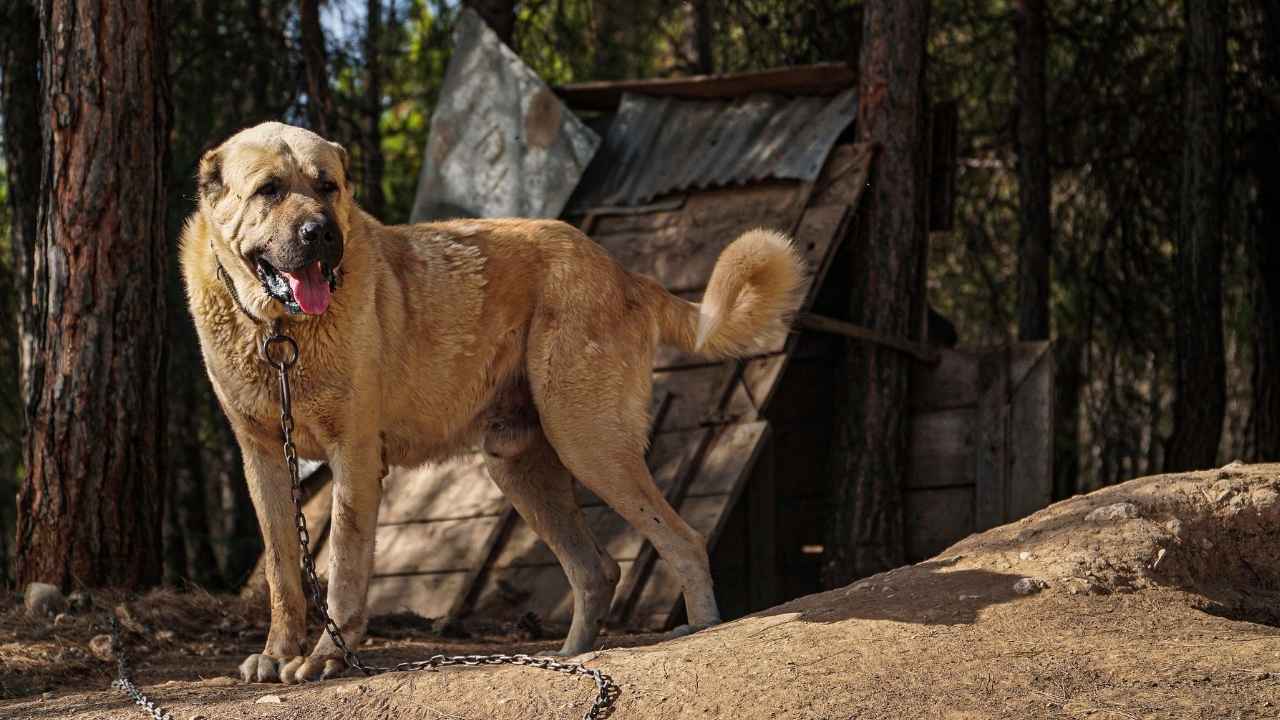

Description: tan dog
[180,122,804,684]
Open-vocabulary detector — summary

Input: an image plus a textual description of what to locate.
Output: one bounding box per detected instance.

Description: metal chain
[262,323,621,720]
[111,617,174,720]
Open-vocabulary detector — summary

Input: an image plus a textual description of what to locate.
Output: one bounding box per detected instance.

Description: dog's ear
[197,146,225,204]
[328,141,352,190]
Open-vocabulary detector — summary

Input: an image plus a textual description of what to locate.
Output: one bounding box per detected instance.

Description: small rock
[1013,577,1048,595]
[24,582,67,618]
[1164,518,1183,537]
[41,691,54,700]
[53,613,71,626]
[89,633,115,661]
[67,591,93,613]
[256,694,284,704]
[1085,502,1139,523]
[1018,551,1033,561]
[156,630,176,643]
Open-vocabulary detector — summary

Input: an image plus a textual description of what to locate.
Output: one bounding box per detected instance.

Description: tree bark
[2,0,42,408]
[824,0,930,589]
[465,0,515,46]
[1251,0,1280,460]
[15,0,170,589]
[300,0,333,136]
[362,0,386,218]
[1014,0,1051,341]
[1166,0,1227,472]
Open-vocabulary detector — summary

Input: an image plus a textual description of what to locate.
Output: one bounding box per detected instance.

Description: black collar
[214,256,266,325]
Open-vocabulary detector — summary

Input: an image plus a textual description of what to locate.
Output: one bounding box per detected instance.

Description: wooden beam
[797,312,940,365]
[553,63,857,113]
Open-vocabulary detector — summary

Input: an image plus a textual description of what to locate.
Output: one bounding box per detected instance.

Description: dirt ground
[5,463,1280,720]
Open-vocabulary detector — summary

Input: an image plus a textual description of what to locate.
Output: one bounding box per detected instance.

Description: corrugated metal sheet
[568,87,857,211]
[410,8,600,222]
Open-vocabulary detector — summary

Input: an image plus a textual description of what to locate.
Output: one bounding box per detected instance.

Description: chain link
[111,617,173,720]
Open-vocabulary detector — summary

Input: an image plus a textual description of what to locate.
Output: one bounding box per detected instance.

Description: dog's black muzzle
[254,217,344,313]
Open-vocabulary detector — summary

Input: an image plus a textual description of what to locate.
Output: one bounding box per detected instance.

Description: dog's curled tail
[646,228,806,359]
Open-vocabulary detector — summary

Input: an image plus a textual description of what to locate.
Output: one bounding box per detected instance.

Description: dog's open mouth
[256,258,339,316]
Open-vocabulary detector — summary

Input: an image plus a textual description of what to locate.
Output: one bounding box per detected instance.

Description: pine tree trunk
[300,0,333,137]
[14,0,170,590]
[824,0,930,589]
[1014,0,1051,341]
[465,0,515,46]
[1166,0,1227,472]
[2,0,42,410]
[363,0,387,218]
[1251,0,1280,460]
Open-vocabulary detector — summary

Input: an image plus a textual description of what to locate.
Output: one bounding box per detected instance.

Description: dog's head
[198,122,353,316]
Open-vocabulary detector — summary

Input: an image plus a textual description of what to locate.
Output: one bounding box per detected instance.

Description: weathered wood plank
[1009,343,1054,521]
[907,407,976,489]
[373,517,504,575]
[911,348,978,410]
[366,571,473,619]
[903,486,973,563]
[810,142,876,208]
[553,62,855,112]
[974,352,1011,532]
[593,183,808,293]
[379,454,505,523]
[747,437,778,611]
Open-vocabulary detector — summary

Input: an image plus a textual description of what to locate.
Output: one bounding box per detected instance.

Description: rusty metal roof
[567,87,857,212]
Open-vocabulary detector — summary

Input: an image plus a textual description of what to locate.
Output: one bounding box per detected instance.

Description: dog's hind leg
[484,425,619,656]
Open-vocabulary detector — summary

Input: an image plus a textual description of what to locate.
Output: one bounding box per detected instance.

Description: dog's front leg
[283,438,382,683]
[237,437,308,683]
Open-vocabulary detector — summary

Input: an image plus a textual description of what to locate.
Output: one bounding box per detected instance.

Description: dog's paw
[239,653,303,683]
[282,654,348,684]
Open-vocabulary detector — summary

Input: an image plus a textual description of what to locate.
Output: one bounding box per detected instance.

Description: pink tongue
[283,261,331,315]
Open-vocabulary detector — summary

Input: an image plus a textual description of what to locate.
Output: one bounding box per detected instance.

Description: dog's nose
[299,220,326,246]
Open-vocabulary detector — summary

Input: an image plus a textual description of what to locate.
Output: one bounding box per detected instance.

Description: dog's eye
[317,180,339,195]
[255,181,279,198]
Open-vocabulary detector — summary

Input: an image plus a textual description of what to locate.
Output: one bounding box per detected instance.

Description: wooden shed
[291,14,1054,635]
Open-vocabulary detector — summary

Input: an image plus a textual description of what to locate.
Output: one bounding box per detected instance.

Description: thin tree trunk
[693,0,714,74]
[1166,0,1227,472]
[1251,0,1280,460]
[300,0,333,136]
[2,0,42,409]
[363,0,387,218]
[465,0,515,46]
[1015,0,1051,341]
[824,0,930,589]
[15,0,170,590]
[1,0,43,586]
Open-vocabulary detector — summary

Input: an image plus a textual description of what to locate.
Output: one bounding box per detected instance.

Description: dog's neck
[213,253,267,325]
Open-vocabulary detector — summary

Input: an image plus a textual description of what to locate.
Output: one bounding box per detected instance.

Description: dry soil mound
[6,463,1280,719]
